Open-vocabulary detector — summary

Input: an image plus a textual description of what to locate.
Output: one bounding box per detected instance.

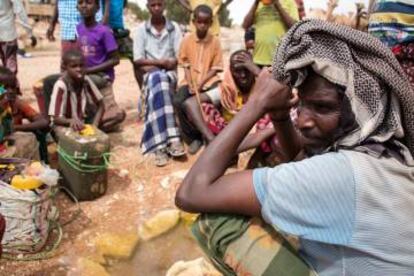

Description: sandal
[167,141,186,157]
[154,149,169,167]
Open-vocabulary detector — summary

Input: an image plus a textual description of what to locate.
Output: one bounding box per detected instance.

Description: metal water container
[57,126,110,201]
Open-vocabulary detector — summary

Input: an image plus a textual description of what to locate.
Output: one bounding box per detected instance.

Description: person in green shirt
[243,0,299,66]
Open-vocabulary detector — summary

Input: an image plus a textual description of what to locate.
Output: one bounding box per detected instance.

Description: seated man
[174,4,223,154]
[49,50,104,134]
[183,50,260,143]
[185,50,287,165]
[176,20,414,274]
[0,67,48,160]
[133,0,185,167]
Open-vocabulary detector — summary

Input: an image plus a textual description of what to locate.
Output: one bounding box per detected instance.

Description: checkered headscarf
[273,20,414,162]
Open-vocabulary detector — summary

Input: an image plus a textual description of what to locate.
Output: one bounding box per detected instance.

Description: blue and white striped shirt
[253,150,414,275]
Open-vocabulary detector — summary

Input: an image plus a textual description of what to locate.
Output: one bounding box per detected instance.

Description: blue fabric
[374,1,414,14]
[141,70,180,154]
[369,24,414,47]
[253,151,355,245]
[101,0,125,29]
[368,0,414,47]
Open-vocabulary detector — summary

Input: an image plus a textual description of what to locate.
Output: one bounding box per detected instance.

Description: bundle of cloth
[368,0,414,86]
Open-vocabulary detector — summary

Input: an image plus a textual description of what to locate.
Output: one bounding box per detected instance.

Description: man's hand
[196,82,204,93]
[233,51,252,66]
[161,58,177,70]
[187,82,197,94]
[141,65,158,73]
[30,36,37,48]
[46,26,55,42]
[250,68,296,115]
[70,118,84,131]
[269,89,298,122]
[233,51,260,75]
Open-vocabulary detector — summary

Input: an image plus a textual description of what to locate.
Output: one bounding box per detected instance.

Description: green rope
[1,187,62,261]
[1,221,63,261]
[57,146,111,173]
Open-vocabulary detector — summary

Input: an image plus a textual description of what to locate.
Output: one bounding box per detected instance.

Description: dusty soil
[0,20,245,275]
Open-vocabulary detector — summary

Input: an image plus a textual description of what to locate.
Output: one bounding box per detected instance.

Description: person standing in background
[242,0,298,67]
[176,0,233,36]
[295,0,305,19]
[0,0,37,76]
[47,0,104,56]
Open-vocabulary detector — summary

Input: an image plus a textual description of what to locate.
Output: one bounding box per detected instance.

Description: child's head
[77,0,99,20]
[62,49,85,83]
[230,50,255,93]
[193,5,213,39]
[147,0,165,18]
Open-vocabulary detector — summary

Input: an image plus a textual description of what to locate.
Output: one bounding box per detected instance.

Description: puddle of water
[107,223,203,276]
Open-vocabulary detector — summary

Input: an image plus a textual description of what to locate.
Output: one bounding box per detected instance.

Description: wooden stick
[187,67,207,120]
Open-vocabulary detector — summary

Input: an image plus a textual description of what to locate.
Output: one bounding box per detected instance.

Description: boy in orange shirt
[173,4,223,154]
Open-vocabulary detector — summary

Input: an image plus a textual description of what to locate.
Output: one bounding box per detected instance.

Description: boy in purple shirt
[76,0,125,132]
[77,20,117,81]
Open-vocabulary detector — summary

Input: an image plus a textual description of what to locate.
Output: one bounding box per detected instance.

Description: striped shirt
[368,0,414,47]
[253,150,414,275]
[48,75,103,121]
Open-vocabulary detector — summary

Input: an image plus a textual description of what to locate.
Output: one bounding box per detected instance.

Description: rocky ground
[0,20,245,276]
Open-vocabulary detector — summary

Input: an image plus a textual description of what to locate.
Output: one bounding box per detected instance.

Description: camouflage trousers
[192,214,317,276]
